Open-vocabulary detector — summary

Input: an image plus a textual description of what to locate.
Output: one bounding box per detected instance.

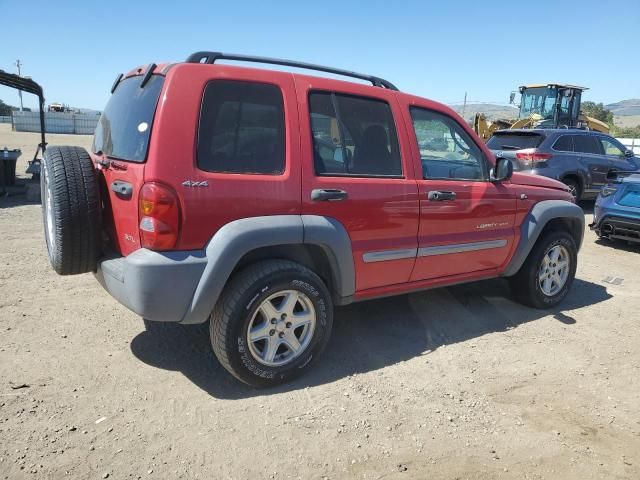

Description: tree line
[582,101,640,137]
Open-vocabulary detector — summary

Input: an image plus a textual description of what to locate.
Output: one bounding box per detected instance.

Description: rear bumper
[95,248,207,322]
[591,215,640,243]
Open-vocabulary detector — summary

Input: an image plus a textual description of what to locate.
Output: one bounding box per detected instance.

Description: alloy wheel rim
[247,289,316,367]
[538,245,570,296]
[568,184,578,198]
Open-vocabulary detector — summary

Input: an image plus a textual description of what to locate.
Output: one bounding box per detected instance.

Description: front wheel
[509,231,577,309]
[210,260,333,387]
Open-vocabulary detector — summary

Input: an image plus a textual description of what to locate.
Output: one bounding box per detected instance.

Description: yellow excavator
[474,84,610,142]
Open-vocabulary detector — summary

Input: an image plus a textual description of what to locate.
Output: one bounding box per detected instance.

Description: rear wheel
[42,146,101,275]
[562,178,581,201]
[210,260,333,387]
[509,230,577,309]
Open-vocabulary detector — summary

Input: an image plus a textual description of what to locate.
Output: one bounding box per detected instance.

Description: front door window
[410,108,487,181]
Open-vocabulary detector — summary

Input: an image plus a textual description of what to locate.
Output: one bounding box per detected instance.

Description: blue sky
[1,0,638,111]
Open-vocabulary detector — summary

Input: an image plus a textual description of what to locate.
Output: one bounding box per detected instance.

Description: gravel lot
[1,124,639,479]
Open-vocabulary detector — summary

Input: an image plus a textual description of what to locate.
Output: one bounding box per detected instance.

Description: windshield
[519,87,558,120]
[92,75,164,162]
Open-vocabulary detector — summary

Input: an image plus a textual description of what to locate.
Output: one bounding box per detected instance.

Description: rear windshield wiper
[500,145,523,150]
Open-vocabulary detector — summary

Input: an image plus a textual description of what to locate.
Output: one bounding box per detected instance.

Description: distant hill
[449,100,640,128]
[614,115,640,128]
[449,103,518,123]
[606,99,640,116]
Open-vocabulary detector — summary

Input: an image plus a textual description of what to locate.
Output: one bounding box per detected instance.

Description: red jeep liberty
[41,52,583,386]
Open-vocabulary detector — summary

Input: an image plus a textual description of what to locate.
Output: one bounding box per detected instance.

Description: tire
[562,178,581,201]
[509,230,577,309]
[211,260,333,387]
[41,146,101,275]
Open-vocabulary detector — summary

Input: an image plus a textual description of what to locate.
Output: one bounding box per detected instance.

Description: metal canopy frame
[186,51,399,91]
[0,69,47,161]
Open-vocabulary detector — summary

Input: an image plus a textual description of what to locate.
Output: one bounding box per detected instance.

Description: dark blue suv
[487,129,639,200]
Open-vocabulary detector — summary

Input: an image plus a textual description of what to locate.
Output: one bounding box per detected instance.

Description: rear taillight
[138,182,180,250]
[515,149,552,168]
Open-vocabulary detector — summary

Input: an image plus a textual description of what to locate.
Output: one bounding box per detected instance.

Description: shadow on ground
[130,277,612,399]
[578,200,594,214]
[0,177,40,209]
[594,237,640,253]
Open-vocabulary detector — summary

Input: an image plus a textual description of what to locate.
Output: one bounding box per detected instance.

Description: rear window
[93,75,164,162]
[486,133,544,150]
[197,80,285,175]
[573,135,603,155]
[553,135,573,152]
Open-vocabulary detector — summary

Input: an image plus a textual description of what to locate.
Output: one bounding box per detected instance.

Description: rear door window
[197,80,285,175]
[309,92,402,177]
[486,133,544,150]
[93,75,164,162]
[553,135,574,152]
[573,135,603,155]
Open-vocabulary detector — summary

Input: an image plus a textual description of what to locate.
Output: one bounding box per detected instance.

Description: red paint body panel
[294,76,420,290]
[355,268,500,301]
[91,153,145,256]
[145,64,302,250]
[411,180,516,279]
[510,171,570,192]
[394,94,517,280]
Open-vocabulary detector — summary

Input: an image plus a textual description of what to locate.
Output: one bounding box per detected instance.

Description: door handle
[428,190,456,201]
[311,189,348,202]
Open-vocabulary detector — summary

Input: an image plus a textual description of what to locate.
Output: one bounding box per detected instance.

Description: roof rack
[185,51,399,91]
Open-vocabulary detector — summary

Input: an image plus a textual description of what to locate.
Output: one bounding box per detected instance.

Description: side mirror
[625,149,634,158]
[492,157,513,182]
[509,92,516,104]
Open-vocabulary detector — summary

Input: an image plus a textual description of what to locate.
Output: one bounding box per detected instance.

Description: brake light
[138,182,180,250]
[515,149,552,168]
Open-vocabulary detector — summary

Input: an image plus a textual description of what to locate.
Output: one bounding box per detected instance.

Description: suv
[486,129,639,200]
[41,52,584,387]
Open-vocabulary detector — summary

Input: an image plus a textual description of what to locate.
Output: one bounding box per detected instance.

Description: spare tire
[41,146,101,275]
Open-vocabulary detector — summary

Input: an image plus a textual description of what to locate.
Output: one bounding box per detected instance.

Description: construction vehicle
[474,84,610,142]
[48,102,68,112]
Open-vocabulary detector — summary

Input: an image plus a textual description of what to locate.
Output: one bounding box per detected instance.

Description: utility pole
[461,91,467,119]
[15,59,24,111]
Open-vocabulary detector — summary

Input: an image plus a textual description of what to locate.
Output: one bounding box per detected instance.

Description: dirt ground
[1,123,639,480]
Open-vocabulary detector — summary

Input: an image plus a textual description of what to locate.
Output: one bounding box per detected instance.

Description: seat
[352,125,391,175]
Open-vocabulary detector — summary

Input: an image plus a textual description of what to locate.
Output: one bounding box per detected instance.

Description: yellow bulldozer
[473,83,610,142]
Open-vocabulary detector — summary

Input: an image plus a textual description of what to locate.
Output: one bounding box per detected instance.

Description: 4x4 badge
[182,180,209,188]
